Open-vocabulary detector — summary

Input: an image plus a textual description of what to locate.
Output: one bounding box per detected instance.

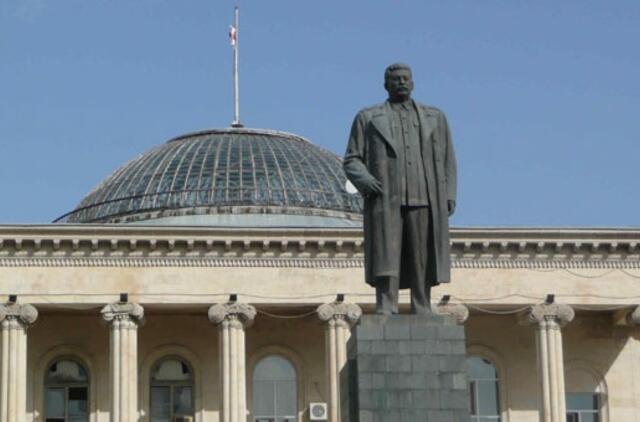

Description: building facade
[1,128,639,422]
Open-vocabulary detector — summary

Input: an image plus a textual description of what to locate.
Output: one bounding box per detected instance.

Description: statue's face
[385,68,414,102]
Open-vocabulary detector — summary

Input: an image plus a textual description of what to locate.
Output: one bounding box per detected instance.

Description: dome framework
[55,128,362,225]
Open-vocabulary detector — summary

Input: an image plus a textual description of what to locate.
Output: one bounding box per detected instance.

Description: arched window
[150,358,195,421]
[467,356,501,421]
[252,355,298,422]
[565,366,605,422]
[44,359,89,422]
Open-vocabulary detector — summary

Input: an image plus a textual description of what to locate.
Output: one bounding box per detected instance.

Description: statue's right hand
[361,177,383,196]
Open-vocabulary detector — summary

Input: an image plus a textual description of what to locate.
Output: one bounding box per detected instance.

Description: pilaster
[208,301,256,422]
[0,302,38,422]
[522,303,574,422]
[317,301,362,422]
[101,302,144,422]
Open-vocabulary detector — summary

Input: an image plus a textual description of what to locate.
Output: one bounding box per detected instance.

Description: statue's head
[384,63,414,102]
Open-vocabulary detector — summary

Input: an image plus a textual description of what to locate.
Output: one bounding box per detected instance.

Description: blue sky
[1,1,638,226]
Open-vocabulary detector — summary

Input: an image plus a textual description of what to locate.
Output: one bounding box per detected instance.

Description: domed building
[0,123,639,422]
[56,128,362,228]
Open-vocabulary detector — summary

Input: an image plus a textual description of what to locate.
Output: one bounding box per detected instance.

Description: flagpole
[231,6,242,127]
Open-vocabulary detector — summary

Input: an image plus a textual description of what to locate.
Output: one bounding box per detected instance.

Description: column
[316,301,362,422]
[101,302,144,422]
[208,301,256,422]
[522,303,574,422]
[0,302,38,422]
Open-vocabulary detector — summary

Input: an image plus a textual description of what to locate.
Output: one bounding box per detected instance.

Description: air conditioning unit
[174,417,193,422]
[309,402,327,421]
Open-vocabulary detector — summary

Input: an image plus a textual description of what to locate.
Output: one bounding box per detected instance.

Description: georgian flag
[229,25,237,47]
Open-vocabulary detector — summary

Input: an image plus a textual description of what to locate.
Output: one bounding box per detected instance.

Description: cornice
[0,225,638,269]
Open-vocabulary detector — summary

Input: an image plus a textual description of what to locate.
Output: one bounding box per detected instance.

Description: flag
[229,25,237,47]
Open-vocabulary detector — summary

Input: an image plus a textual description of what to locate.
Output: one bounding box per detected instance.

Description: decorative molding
[452,259,640,269]
[0,257,364,268]
[434,303,469,325]
[0,302,38,326]
[520,303,575,327]
[100,302,144,323]
[0,226,638,269]
[208,302,257,328]
[316,302,362,326]
[2,256,640,270]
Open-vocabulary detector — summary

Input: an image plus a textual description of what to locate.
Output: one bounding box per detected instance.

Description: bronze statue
[344,63,457,315]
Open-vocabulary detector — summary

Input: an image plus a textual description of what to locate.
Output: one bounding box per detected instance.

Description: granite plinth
[341,314,469,422]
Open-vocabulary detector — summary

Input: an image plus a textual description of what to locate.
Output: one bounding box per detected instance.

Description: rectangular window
[67,387,88,421]
[566,393,600,422]
[173,386,194,416]
[151,386,171,420]
[45,388,65,419]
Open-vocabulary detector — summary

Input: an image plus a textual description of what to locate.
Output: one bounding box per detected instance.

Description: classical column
[0,302,38,422]
[434,302,469,325]
[316,301,362,422]
[208,302,256,422]
[522,303,574,422]
[101,302,144,422]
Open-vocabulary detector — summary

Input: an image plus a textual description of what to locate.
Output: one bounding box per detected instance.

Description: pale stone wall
[21,310,640,421]
[25,311,330,422]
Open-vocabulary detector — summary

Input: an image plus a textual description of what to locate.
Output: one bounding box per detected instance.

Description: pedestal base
[341,314,469,422]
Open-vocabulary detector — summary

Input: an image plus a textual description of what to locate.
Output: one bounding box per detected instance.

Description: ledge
[0,225,637,268]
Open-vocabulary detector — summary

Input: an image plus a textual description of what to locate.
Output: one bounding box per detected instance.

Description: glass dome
[55,128,362,227]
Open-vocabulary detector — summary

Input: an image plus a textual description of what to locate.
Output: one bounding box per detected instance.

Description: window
[566,393,600,422]
[252,355,297,422]
[468,356,501,421]
[45,359,89,422]
[150,358,194,422]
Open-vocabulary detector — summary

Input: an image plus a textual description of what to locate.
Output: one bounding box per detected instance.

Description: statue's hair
[384,63,412,81]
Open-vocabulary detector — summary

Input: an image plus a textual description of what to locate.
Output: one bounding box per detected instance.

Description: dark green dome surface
[55,128,363,226]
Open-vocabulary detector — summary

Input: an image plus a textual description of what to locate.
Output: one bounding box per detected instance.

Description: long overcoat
[343,100,457,288]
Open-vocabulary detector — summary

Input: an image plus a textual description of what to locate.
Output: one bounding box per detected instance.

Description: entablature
[0,225,637,269]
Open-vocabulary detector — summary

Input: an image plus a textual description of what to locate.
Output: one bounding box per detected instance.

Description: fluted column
[208,302,256,422]
[522,303,574,422]
[317,301,362,422]
[0,302,38,422]
[101,302,144,422]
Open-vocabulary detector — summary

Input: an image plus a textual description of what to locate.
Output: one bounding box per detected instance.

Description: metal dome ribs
[55,128,362,224]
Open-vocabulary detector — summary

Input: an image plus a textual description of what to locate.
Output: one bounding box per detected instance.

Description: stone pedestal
[341,314,469,422]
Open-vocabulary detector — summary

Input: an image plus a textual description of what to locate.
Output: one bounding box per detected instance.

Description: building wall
[26,311,328,422]
[2,226,639,421]
[23,310,640,421]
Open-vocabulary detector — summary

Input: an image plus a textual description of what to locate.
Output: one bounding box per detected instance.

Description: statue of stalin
[343,63,457,315]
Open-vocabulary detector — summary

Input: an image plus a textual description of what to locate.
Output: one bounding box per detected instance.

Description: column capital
[208,302,256,328]
[100,302,144,324]
[0,302,38,327]
[522,303,574,327]
[317,302,362,327]
[434,303,469,325]
[625,306,640,326]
